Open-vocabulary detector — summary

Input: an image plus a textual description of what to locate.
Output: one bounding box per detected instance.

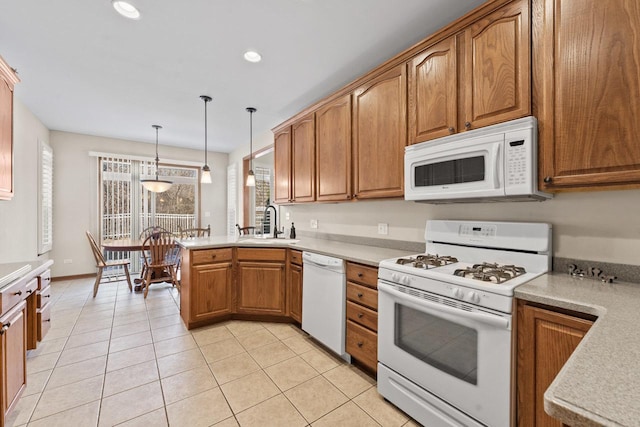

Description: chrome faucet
[265,205,282,238]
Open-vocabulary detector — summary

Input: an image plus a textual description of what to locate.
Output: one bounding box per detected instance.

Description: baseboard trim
[52,273,96,281]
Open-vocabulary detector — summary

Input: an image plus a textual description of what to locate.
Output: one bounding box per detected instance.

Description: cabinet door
[292,114,315,202]
[288,263,302,323]
[236,262,286,315]
[316,95,352,201]
[273,127,292,204]
[517,303,593,427]
[190,262,233,322]
[536,0,640,190]
[463,0,530,131]
[353,64,406,199]
[408,36,458,144]
[0,77,12,201]
[1,301,26,417]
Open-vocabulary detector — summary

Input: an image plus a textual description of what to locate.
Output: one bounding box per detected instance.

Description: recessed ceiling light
[244,51,262,63]
[112,1,141,20]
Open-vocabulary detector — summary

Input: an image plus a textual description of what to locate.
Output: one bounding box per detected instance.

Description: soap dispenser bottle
[289,223,296,239]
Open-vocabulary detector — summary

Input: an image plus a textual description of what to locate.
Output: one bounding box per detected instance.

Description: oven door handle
[379,282,511,330]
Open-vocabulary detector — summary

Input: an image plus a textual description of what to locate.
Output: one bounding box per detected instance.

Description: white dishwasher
[302,251,350,361]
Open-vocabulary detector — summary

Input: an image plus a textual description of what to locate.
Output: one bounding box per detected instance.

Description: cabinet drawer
[38,269,52,290]
[237,248,286,262]
[346,282,378,310]
[37,302,51,341]
[0,277,28,315]
[37,284,52,309]
[290,249,303,266]
[25,277,38,296]
[346,301,378,332]
[346,320,378,371]
[346,262,378,288]
[192,248,233,265]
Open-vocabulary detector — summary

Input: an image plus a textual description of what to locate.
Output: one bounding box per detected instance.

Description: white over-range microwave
[404,116,552,203]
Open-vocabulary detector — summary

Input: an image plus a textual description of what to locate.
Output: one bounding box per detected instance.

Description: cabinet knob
[357,341,364,347]
[13,290,22,296]
[353,194,358,199]
[357,273,363,278]
[543,176,553,183]
[357,313,364,318]
[211,254,217,259]
[44,295,51,298]
[464,122,471,129]
[448,127,455,133]
[44,319,51,323]
[26,289,33,294]
[357,292,363,298]
[346,195,351,200]
[0,322,10,335]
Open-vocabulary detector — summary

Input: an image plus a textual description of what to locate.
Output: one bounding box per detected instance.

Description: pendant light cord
[153,125,161,180]
[249,109,253,169]
[204,99,208,166]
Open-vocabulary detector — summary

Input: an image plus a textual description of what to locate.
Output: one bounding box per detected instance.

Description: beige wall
[279,190,640,265]
[49,131,228,277]
[0,99,50,263]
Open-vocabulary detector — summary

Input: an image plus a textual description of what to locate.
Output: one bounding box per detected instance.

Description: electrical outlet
[63,259,73,264]
[310,219,318,229]
[285,212,290,220]
[204,211,211,217]
[378,223,388,235]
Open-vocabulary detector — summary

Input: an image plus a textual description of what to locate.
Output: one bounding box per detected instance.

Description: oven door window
[395,304,478,385]
[414,156,485,188]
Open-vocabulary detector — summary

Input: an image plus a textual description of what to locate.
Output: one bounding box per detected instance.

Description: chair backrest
[236,224,256,236]
[142,231,177,267]
[139,226,170,239]
[179,225,211,238]
[86,231,107,267]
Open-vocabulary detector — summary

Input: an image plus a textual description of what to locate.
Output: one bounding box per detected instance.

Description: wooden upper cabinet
[352,64,407,199]
[463,0,530,131]
[408,36,458,144]
[291,113,315,202]
[315,94,352,201]
[536,0,640,190]
[0,56,19,201]
[273,127,292,204]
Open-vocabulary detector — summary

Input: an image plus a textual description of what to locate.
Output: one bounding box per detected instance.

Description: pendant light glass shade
[141,125,172,193]
[200,95,212,184]
[246,107,256,187]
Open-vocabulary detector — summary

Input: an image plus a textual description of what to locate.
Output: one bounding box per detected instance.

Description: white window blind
[227,163,237,238]
[38,141,53,254]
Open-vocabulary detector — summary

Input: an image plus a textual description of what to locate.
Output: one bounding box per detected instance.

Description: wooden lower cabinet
[288,260,303,323]
[345,262,379,372]
[516,301,594,427]
[236,261,286,316]
[0,301,27,424]
[190,262,233,322]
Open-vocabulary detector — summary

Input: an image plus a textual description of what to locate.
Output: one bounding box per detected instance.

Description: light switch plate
[310,219,318,229]
[378,223,388,235]
[204,211,211,217]
[285,212,290,220]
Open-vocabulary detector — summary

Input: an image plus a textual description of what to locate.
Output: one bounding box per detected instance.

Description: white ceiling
[0,0,484,153]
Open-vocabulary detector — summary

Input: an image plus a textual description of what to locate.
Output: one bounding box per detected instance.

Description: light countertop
[177,236,415,267]
[0,259,54,291]
[516,273,640,427]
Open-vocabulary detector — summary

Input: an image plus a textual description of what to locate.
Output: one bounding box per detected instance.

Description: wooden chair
[86,231,133,297]
[236,224,256,235]
[140,231,179,298]
[179,225,211,238]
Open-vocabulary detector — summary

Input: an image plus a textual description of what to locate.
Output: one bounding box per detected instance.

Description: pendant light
[141,125,172,193]
[200,95,213,184]
[246,107,257,187]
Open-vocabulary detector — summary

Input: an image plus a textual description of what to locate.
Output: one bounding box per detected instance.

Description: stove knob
[452,288,464,299]
[401,276,411,285]
[391,273,400,282]
[468,291,480,303]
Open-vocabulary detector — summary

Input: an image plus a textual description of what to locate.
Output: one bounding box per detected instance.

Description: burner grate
[454,262,526,284]
[395,254,459,269]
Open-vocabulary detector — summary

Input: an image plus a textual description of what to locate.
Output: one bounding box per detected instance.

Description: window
[38,141,53,254]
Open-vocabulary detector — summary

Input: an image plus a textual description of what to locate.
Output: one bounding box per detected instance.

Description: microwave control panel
[506,139,527,187]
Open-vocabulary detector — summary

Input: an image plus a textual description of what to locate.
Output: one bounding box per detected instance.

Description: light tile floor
[7,277,421,427]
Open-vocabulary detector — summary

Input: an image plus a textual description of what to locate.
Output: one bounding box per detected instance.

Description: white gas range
[377,220,551,427]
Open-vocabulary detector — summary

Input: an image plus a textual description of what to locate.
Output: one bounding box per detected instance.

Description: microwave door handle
[379,282,510,330]
[494,145,500,188]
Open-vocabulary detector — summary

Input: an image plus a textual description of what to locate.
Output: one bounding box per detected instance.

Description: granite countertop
[516,273,640,427]
[0,259,54,291]
[177,236,414,267]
